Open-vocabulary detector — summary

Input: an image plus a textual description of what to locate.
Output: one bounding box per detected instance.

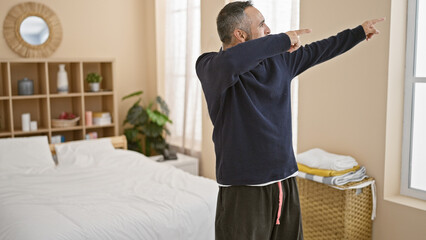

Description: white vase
[89,82,100,92]
[57,64,69,94]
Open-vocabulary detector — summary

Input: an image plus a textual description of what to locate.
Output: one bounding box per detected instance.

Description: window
[162,0,202,154]
[401,0,426,200]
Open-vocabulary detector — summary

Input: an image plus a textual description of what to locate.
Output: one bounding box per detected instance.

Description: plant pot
[89,82,100,92]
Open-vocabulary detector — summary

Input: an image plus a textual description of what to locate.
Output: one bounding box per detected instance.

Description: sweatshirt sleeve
[218,33,292,76]
[284,25,366,78]
[195,33,292,96]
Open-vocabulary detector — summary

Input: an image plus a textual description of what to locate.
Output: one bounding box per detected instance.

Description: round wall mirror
[19,16,50,46]
[3,2,62,58]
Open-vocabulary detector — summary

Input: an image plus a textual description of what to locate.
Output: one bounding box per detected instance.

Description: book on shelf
[92,112,112,125]
[93,112,111,118]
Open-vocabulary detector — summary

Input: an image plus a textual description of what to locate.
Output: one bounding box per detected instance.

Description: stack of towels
[296,148,367,186]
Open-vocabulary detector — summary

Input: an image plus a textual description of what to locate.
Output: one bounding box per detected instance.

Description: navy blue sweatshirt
[196,25,366,185]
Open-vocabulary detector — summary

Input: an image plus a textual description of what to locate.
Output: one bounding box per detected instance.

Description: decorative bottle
[57,64,69,94]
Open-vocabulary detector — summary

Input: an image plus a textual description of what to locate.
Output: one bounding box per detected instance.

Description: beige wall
[200,0,228,179]
[0,0,158,133]
[298,0,426,239]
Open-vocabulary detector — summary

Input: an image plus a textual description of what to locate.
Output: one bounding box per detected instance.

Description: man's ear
[233,29,247,43]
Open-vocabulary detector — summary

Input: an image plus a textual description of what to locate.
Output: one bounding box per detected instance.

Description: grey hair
[216,1,253,44]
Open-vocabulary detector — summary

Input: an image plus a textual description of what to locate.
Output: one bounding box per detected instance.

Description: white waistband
[219,171,299,187]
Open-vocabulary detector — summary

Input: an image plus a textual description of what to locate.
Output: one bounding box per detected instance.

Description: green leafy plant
[122,90,172,156]
[86,73,103,83]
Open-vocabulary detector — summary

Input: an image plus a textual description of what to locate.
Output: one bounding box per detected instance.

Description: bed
[0,136,218,240]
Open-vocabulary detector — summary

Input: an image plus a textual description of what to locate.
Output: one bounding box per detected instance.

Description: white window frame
[401,0,426,200]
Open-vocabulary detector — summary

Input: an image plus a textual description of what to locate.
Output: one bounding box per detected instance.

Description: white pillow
[0,136,55,171]
[55,138,115,166]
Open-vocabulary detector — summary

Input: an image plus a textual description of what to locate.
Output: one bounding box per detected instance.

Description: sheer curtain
[251,0,300,153]
[162,0,202,156]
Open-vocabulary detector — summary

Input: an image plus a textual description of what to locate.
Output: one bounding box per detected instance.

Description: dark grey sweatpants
[215,177,303,240]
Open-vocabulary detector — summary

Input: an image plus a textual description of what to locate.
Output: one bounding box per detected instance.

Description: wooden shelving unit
[0,59,118,143]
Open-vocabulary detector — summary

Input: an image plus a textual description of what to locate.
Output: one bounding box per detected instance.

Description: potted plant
[86,73,102,92]
[122,90,172,156]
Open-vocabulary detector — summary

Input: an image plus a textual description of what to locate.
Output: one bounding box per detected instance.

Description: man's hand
[362,18,385,41]
[286,29,312,53]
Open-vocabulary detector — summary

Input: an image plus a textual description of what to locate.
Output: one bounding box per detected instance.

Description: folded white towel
[298,166,367,185]
[297,148,358,171]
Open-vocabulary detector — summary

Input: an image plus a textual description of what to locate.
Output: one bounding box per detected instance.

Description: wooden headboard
[49,135,128,155]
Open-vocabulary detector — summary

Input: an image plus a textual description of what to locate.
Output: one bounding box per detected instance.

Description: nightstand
[149,153,199,176]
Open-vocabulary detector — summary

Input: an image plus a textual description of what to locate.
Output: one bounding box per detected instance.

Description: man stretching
[196,1,383,239]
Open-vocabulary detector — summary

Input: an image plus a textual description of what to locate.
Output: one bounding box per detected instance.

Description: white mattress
[0,149,218,240]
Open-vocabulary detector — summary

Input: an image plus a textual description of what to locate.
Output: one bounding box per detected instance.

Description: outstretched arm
[285,18,385,78]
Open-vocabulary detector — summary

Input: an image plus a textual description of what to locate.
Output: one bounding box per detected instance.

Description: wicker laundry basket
[296,177,374,240]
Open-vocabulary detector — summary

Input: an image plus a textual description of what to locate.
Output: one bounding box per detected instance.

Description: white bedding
[0,149,218,240]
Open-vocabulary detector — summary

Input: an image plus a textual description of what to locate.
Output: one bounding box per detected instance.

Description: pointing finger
[294,29,312,35]
[371,17,385,24]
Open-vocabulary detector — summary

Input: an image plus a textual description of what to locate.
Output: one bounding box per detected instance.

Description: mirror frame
[3,2,62,58]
